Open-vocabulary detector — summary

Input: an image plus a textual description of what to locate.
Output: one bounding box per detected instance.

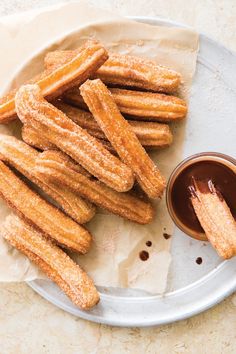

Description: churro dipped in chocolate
[35,150,154,224]
[0,135,95,224]
[190,178,236,259]
[0,160,91,253]
[80,79,166,199]
[2,215,99,310]
[0,40,108,123]
[15,84,134,192]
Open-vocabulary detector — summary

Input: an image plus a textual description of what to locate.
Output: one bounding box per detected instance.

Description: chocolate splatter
[139,250,149,261]
[196,257,203,265]
[146,241,152,247]
[163,233,171,240]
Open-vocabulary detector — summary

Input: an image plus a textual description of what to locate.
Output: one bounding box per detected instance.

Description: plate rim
[28,258,236,327]
[9,14,235,327]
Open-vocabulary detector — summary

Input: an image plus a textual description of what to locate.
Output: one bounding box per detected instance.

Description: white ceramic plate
[27,17,236,327]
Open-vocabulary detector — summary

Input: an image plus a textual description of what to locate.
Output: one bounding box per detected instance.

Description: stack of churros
[0,39,187,309]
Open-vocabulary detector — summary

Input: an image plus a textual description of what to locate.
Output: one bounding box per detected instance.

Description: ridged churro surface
[15,84,134,192]
[0,40,108,123]
[22,125,56,150]
[0,160,91,253]
[55,101,173,146]
[35,150,154,224]
[0,134,95,224]
[64,86,187,122]
[45,49,181,93]
[80,79,166,198]
[2,215,99,310]
[190,179,236,259]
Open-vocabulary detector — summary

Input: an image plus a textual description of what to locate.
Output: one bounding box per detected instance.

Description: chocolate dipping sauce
[170,160,236,235]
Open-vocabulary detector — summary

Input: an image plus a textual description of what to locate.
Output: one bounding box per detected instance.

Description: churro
[190,178,236,259]
[54,101,173,147]
[63,87,187,122]
[35,150,154,224]
[15,84,134,192]
[45,50,75,70]
[21,125,91,176]
[96,53,181,92]
[0,160,91,253]
[22,124,115,154]
[45,49,181,93]
[22,125,56,151]
[0,40,108,123]
[80,79,166,198]
[22,124,117,154]
[0,135,95,224]
[2,215,99,310]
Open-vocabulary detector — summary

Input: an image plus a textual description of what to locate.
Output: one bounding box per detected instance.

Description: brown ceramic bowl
[166,152,236,241]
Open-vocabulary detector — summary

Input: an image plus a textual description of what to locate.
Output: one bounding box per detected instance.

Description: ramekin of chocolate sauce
[166,152,236,241]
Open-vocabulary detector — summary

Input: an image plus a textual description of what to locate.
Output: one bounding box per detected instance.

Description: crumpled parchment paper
[0,1,199,293]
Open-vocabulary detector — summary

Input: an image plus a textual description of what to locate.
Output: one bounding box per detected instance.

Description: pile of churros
[0,40,187,310]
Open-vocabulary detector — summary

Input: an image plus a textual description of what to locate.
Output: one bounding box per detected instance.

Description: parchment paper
[0,1,199,293]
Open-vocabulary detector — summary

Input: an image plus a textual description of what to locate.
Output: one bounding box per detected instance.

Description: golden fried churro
[110,88,186,121]
[96,53,181,92]
[0,135,95,224]
[2,215,99,309]
[22,105,172,155]
[55,101,173,147]
[63,87,187,122]
[21,125,91,177]
[21,123,115,155]
[45,50,181,93]
[35,150,154,224]
[190,178,236,259]
[45,50,75,70]
[0,40,108,123]
[22,125,55,151]
[98,139,116,154]
[0,160,91,253]
[125,121,172,147]
[22,123,117,155]
[80,79,166,199]
[16,84,134,192]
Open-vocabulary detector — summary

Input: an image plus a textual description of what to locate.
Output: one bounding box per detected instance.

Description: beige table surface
[0,1,235,353]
